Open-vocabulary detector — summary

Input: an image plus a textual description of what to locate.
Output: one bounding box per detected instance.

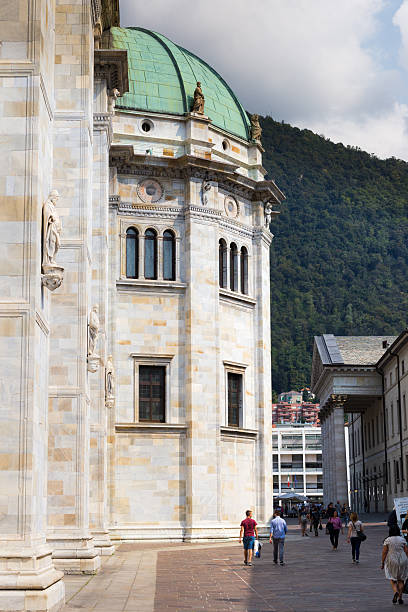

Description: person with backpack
[298,505,309,537]
[347,511,366,564]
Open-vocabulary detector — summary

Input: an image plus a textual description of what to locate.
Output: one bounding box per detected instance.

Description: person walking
[335,500,342,517]
[310,505,321,537]
[381,525,408,605]
[347,511,365,564]
[326,502,335,519]
[327,510,343,550]
[401,512,408,543]
[269,509,287,565]
[298,505,309,537]
[239,509,258,566]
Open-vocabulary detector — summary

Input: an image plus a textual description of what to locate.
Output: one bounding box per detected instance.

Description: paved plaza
[61,517,400,611]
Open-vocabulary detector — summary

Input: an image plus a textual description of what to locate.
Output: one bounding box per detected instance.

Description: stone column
[0,0,65,608]
[327,407,335,502]
[321,411,329,507]
[331,394,348,505]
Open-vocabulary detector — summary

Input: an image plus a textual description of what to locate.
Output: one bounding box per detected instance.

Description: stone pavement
[63,519,399,611]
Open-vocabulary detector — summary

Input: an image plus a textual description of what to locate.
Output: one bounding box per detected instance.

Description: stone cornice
[109,146,284,204]
[94,48,129,94]
[93,112,113,145]
[220,426,258,440]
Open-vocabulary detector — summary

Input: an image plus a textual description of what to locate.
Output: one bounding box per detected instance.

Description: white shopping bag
[254,540,262,558]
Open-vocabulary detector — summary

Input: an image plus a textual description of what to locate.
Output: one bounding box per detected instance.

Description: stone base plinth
[0,580,65,612]
[91,530,115,556]
[109,523,269,543]
[53,556,101,575]
[48,536,101,575]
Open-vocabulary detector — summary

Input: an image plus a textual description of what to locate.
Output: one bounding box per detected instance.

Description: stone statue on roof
[250,114,262,143]
[108,88,120,113]
[192,81,205,114]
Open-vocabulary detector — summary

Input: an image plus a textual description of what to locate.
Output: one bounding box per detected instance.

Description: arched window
[144,228,157,280]
[126,227,139,278]
[240,246,248,294]
[219,239,227,288]
[163,230,176,281]
[230,243,238,292]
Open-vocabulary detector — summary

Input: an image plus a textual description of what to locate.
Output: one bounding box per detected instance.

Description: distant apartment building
[273,390,320,426]
[278,390,303,404]
[272,424,323,504]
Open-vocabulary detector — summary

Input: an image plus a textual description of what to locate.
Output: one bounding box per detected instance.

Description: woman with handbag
[381,525,408,604]
[347,511,366,564]
[328,510,343,550]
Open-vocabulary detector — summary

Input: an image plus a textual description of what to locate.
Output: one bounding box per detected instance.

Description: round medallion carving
[224,195,239,218]
[137,179,164,203]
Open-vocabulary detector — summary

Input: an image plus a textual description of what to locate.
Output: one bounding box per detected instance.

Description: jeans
[312,521,320,536]
[351,536,361,560]
[273,537,285,562]
[330,529,339,548]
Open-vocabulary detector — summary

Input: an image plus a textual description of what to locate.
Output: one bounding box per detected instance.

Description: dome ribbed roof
[110,27,251,141]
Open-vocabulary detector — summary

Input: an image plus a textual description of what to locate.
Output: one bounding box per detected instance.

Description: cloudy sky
[120,0,408,161]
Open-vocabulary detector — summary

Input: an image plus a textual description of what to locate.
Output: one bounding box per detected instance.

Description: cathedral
[0,1,283,609]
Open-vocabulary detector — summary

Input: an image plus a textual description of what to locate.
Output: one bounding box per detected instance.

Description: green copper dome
[110,27,251,141]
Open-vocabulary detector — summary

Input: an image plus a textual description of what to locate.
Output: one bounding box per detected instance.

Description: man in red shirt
[239,509,258,566]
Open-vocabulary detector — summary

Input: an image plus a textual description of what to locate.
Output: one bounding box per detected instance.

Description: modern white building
[272,425,323,503]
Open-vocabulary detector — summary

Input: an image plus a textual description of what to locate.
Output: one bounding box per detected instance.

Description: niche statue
[87,305,101,372]
[105,355,115,408]
[191,82,205,114]
[41,190,64,291]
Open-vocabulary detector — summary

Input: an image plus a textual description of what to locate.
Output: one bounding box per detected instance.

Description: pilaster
[47,0,100,574]
[0,0,65,608]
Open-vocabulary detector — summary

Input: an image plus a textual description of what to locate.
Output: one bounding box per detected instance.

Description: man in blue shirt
[269,509,288,565]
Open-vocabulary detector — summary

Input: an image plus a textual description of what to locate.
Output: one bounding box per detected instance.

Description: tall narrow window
[163,230,176,281]
[219,239,227,288]
[230,243,238,291]
[228,372,242,427]
[391,403,395,436]
[240,246,248,294]
[139,365,165,422]
[404,394,407,430]
[144,228,157,280]
[126,227,139,278]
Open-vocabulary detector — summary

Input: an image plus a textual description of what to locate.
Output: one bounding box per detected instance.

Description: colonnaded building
[0,1,284,609]
[311,334,408,515]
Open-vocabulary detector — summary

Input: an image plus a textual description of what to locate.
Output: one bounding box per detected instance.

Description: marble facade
[0,3,284,609]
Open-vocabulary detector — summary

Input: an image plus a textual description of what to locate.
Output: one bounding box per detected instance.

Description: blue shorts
[243,536,255,550]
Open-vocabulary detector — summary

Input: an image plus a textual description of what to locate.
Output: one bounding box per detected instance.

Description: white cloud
[296,102,408,160]
[394,0,408,69]
[119,0,408,159]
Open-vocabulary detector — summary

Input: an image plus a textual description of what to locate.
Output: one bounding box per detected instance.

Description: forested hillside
[261,117,408,395]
